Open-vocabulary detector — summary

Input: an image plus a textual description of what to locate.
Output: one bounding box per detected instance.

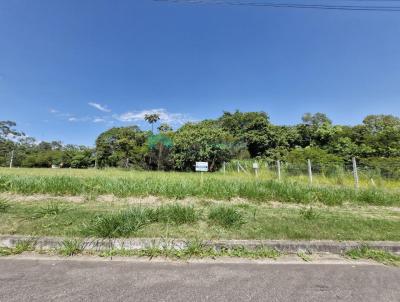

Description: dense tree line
[1,111,400,175]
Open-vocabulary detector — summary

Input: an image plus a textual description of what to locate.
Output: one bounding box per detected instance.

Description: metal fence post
[9,150,14,168]
[352,157,359,189]
[307,159,313,184]
[277,160,281,181]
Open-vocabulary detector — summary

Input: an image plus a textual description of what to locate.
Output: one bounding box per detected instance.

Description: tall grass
[0,169,399,206]
[153,204,200,225]
[208,206,245,228]
[83,204,200,238]
[0,198,10,213]
[83,208,153,238]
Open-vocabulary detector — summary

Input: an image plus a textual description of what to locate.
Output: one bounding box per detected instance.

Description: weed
[14,240,35,254]
[0,198,10,213]
[83,207,153,238]
[57,239,84,256]
[100,243,280,260]
[31,202,69,219]
[0,247,12,256]
[0,240,35,256]
[154,204,200,225]
[297,250,312,262]
[300,207,319,220]
[346,246,400,266]
[208,206,245,228]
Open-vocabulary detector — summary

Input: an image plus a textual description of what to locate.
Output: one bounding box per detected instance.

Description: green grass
[30,202,70,219]
[299,207,319,220]
[57,239,84,256]
[346,246,400,266]
[208,206,245,228]
[100,242,281,260]
[0,239,34,256]
[1,200,399,241]
[153,204,200,225]
[82,208,154,238]
[0,198,10,213]
[0,168,399,206]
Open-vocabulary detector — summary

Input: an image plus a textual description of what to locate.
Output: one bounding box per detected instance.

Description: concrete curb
[1,235,400,254]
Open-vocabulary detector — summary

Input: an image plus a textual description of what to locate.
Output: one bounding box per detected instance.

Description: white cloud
[115,108,192,125]
[68,117,78,122]
[88,102,111,112]
[93,118,106,123]
[49,109,59,113]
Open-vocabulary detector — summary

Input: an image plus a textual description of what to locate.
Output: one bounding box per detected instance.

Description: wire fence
[222,158,400,183]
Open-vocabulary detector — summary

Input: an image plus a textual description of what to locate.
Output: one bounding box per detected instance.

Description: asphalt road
[0,258,399,302]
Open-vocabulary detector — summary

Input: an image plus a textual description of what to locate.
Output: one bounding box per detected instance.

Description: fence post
[223,161,226,174]
[9,150,14,168]
[307,159,313,184]
[277,160,281,181]
[352,157,359,189]
[237,161,240,173]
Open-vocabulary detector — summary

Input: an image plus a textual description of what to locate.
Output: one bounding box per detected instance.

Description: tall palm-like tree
[144,113,160,134]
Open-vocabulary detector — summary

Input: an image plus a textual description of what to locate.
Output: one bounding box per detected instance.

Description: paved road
[0,258,399,302]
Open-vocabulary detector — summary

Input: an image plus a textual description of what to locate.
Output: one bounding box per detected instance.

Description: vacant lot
[0,168,399,206]
[0,168,399,242]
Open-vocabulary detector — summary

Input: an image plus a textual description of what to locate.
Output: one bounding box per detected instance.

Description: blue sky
[1,0,399,146]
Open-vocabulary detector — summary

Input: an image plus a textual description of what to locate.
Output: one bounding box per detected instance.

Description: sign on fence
[195,162,208,172]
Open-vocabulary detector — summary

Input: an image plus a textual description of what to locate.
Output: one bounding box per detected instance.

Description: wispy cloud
[114,108,192,125]
[88,102,111,112]
[93,118,106,123]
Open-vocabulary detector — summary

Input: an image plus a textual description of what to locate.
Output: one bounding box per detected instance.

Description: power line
[153,0,400,11]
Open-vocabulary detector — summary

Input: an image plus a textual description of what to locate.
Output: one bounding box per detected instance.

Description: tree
[0,121,23,139]
[144,114,160,133]
[158,123,173,133]
[218,111,277,157]
[95,126,147,168]
[172,122,232,171]
[147,134,174,170]
[297,113,339,147]
[286,147,343,174]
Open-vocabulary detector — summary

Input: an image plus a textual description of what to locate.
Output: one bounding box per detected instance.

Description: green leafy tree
[157,123,173,133]
[286,147,343,174]
[172,122,232,171]
[95,126,147,168]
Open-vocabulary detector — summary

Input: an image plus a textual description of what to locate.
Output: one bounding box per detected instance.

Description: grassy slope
[1,199,399,241]
[0,168,399,206]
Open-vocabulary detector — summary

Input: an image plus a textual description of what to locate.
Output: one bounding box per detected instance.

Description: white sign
[252,162,259,169]
[195,162,208,172]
